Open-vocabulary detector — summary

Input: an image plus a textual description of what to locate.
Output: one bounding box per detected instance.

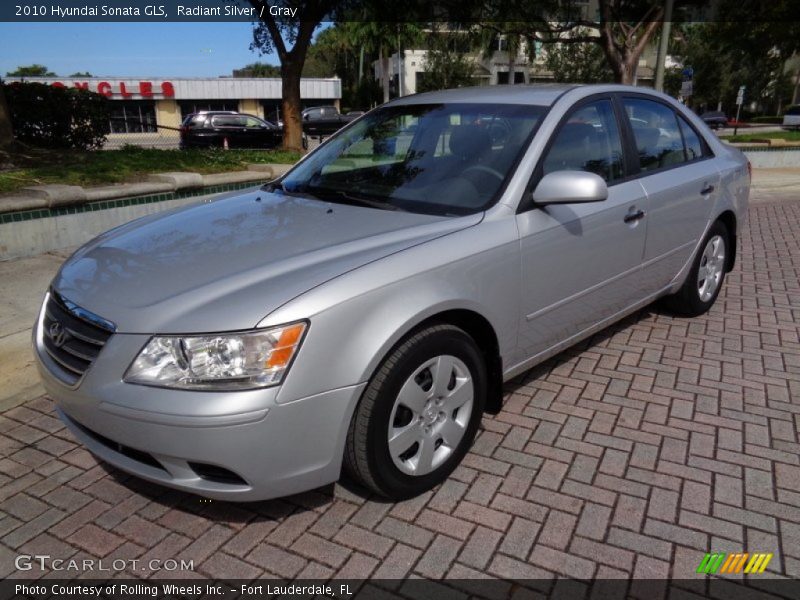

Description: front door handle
[624,209,645,224]
[701,184,715,195]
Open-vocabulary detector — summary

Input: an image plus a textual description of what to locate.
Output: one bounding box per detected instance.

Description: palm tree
[349,23,423,102]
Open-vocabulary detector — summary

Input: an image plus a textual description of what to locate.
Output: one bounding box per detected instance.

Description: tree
[302,27,342,77]
[233,62,281,77]
[668,3,800,116]
[543,39,614,83]
[418,28,476,92]
[247,0,337,151]
[347,22,423,102]
[69,71,93,77]
[6,64,56,77]
[477,0,669,84]
[0,81,13,151]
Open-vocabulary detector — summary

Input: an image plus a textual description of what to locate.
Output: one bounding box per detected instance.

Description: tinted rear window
[183,115,206,127]
[212,115,248,127]
[786,107,800,116]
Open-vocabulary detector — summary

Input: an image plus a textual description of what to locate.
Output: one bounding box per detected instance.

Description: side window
[212,115,248,127]
[244,116,265,128]
[542,99,624,182]
[677,116,704,161]
[623,98,686,171]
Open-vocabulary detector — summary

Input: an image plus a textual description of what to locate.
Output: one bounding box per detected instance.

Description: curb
[0,163,293,216]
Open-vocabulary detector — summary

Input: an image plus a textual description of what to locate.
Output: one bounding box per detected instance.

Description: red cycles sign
[49,80,175,98]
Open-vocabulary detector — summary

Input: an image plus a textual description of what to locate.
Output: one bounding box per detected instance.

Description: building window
[109,101,156,133]
[178,101,239,120]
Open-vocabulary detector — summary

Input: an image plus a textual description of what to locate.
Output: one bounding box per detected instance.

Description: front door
[516,97,649,362]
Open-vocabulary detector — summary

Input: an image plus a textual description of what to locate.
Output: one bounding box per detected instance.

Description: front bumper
[33,310,365,501]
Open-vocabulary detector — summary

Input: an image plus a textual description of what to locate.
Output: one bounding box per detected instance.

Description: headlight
[123,322,307,390]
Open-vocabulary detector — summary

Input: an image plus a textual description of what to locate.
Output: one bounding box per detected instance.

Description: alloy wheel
[387,355,474,476]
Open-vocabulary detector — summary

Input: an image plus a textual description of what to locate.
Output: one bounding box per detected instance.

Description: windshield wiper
[263,181,325,201]
[304,186,403,211]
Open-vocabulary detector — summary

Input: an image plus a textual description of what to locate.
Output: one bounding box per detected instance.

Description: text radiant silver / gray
[34,85,750,500]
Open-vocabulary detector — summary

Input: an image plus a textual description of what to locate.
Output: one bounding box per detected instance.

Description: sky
[0,22,289,78]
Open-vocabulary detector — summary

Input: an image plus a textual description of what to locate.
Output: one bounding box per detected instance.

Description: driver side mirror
[532,171,608,205]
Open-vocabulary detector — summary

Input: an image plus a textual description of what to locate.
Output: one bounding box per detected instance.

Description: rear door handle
[623,209,645,223]
[701,184,715,195]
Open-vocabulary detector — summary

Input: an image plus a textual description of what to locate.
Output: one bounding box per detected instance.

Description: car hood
[52,190,480,333]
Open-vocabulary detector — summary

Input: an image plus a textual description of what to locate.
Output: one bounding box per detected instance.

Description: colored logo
[697,552,773,575]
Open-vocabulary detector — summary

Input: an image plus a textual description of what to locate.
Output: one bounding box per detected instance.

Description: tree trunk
[281,59,304,152]
[380,50,390,103]
[0,82,13,151]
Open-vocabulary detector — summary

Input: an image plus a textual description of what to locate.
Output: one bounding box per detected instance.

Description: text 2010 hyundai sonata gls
[34,85,750,501]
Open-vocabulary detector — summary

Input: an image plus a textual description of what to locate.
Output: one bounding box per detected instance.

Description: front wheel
[662,221,729,316]
[344,324,486,499]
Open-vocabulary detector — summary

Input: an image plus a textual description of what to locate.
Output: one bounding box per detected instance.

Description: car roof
[389,84,579,107]
[387,83,697,108]
[190,110,240,116]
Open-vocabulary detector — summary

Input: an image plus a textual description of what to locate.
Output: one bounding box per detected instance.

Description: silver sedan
[34,84,750,500]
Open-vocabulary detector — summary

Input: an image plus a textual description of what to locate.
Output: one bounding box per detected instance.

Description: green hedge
[751,116,783,124]
[4,81,110,150]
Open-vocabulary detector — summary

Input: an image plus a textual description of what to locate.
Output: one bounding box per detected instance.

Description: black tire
[662,220,730,317]
[344,324,487,499]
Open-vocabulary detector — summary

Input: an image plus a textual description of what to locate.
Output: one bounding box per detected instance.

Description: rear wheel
[663,220,729,316]
[344,324,486,499]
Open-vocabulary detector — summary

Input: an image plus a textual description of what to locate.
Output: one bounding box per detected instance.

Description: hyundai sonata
[34,85,750,500]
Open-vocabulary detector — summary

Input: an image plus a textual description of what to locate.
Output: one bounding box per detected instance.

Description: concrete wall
[743,149,800,168]
[155,99,182,129]
[238,98,264,119]
[0,196,203,261]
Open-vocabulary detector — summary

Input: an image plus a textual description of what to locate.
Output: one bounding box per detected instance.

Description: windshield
[279,103,547,216]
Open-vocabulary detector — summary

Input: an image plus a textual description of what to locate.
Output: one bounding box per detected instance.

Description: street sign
[681,80,693,97]
[734,85,746,135]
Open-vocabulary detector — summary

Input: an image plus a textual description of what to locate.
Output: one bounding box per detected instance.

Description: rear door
[241,115,280,148]
[210,114,248,147]
[620,96,719,295]
[515,96,649,361]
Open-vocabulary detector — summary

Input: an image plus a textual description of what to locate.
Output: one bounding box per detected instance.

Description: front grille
[42,290,115,384]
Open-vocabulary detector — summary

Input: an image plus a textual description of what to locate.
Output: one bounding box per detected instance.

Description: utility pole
[654,0,674,93]
[397,25,403,97]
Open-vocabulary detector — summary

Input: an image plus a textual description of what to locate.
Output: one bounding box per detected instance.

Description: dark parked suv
[700,111,728,130]
[302,105,359,136]
[180,111,283,149]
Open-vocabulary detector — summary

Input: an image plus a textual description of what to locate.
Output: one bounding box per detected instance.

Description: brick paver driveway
[1,199,799,582]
